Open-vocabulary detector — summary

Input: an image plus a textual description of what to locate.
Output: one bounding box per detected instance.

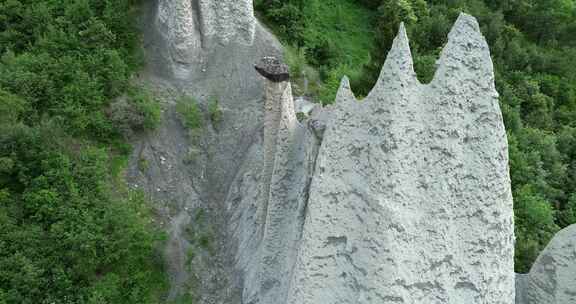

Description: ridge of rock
[369,22,417,99]
[286,13,514,304]
[516,224,576,304]
[335,76,356,102]
[137,4,523,303]
[152,0,257,78]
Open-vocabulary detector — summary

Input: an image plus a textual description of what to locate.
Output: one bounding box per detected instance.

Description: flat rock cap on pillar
[255,56,290,82]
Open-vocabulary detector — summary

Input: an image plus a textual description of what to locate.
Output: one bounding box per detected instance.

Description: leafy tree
[514,185,559,272]
[0,0,168,302]
[0,124,166,303]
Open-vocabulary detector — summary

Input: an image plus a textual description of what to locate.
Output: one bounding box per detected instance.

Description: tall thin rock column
[255,57,294,222]
[251,57,304,304]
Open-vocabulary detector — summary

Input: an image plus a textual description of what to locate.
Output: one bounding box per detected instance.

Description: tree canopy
[0,1,166,303]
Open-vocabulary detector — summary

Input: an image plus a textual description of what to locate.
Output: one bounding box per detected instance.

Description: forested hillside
[255,0,576,272]
[0,1,166,303]
[0,1,574,303]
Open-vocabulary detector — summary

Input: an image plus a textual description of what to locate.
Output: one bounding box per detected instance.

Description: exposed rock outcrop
[240,57,321,304]
[516,224,576,304]
[135,2,520,303]
[132,1,282,302]
[286,16,515,304]
[151,0,257,78]
[228,13,514,304]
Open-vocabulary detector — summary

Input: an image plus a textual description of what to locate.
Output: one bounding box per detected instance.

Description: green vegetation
[139,157,150,172]
[256,0,576,272]
[0,0,168,303]
[208,96,223,126]
[255,0,377,102]
[177,208,214,303]
[108,87,161,138]
[176,96,203,130]
[0,1,573,301]
[284,45,322,97]
[189,208,215,254]
[0,124,167,303]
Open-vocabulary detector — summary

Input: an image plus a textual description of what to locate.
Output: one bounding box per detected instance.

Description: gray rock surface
[153,0,256,78]
[516,224,576,304]
[287,16,514,304]
[516,273,529,304]
[131,0,282,302]
[247,71,320,304]
[134,2,520,303]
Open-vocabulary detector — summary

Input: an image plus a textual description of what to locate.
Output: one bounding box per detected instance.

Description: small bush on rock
[176,96,203,130]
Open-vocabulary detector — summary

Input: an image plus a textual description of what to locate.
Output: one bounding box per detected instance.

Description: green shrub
[257,0,376,103]
[128,87,162,131]
[183,148,201,165]
[0,89,26,124]
[284,45,322,97]
[0,1,169,302]
[198,234,213,251]
[108,88,161,138]
[285,45,307,79]
[176,96,203,130]
[0,124,167,304]
[170,293,195,304]
[208,96,223,126]
[138,157,149,172]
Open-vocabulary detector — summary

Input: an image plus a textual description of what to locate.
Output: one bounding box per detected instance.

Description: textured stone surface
[139,4,519,303]
[517,224,576,304]
[255,57,290,82]
[516,274,529,304]
[287,16,515,304]
[134,0,283,302]
[153,0,256,76]
[197,0,255,44]
[252,77,317,304]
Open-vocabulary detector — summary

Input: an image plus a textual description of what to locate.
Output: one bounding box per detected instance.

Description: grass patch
[284,45,321,97]
[176,96,203,130]
[186,247,196,272]
[138,157,149,172]
[303,0,376,102]
[208,96,223,126]
[197,234,213,251]
[184,208,215,254]
[108,86,162,138]
[176,95,204,141]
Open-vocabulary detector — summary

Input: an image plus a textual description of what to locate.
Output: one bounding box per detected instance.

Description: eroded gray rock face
[153,0,256,77]
[286,15,514,303]
[225,13,514,304]
[137,3,518,303]
[155,0,199,64]
[250,69,319,304]
[516,224,576,304]
[132,0,282,302]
